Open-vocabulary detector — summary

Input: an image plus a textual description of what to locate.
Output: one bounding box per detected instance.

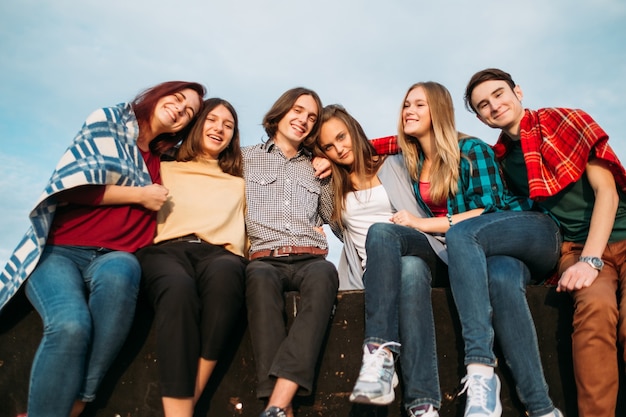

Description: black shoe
[259,406,287,417]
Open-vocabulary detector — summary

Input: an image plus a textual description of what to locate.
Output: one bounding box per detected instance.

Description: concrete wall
[1,286,624,417]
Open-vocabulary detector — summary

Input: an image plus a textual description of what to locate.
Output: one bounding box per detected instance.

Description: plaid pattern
[493,108,626,200]
[0,103,152,311]
[448,138,530,214]
[371,135,399,155]
[370,136,528,214]
[242,140,333,255]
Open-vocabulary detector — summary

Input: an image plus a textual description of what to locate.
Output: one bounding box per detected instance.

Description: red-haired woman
[1,81,204,417]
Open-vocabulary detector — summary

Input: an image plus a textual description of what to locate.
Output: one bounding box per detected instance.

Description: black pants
[245,254,338,398]
[137,241,247,397]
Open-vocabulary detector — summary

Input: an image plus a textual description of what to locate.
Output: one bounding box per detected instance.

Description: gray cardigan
[336,154,448,290]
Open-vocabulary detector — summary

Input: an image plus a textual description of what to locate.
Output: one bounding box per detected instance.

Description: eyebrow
[294,104,318,118]
[178,91,197,117]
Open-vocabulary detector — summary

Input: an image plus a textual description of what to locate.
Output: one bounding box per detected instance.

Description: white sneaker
[459,373,502,417]
[349,341,400,405]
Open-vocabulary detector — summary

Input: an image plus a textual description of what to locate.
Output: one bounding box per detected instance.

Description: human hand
[312,156,332,179]
[557,261,599,292]
[390,210,418,229]
[139,184,169,211]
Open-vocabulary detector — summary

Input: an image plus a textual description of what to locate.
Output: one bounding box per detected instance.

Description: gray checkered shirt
[242,140,333,255]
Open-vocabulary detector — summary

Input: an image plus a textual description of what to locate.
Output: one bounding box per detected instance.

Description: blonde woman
[371,81,564,417]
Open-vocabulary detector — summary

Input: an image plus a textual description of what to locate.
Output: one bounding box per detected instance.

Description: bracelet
[446,213,453,227]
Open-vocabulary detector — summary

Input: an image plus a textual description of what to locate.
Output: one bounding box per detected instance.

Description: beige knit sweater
[154,159,247,257]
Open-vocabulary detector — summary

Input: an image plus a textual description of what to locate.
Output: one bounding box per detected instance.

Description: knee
[445,221,474,246]
[365,223,396,250]
[400,256,431,291]
[46,314,92,347]
[487,256,529,293]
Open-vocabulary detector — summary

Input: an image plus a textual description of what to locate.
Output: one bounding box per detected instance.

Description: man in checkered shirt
[243,87,339,417]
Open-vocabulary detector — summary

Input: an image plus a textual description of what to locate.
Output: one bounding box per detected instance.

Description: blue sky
[1,0,625,266]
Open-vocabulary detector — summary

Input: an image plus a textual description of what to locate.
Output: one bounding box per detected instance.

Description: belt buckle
[272,247,290,257]
[188,236,202,244]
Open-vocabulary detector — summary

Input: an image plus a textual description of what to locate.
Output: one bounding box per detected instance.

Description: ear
[513,85,523,101]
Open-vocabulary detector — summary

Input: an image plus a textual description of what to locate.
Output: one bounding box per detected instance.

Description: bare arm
[391,208,484,234]
[557,159,619,292]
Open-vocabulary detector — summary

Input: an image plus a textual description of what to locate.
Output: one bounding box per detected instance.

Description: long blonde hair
[397,82,469,204]
[315,105,384,227]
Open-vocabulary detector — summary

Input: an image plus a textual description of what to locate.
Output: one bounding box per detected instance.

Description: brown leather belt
[250,246,328,260]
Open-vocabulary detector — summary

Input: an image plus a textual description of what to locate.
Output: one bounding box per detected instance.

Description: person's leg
[267,256,338,397]
[362,223,444,345]
[561,241,620,417]
[80,250,141,402]
[446,211,560,417]
[487,256,555,416]
[446,211,561,367]
[194,248,246,398]
[246,260,288,398]
[24,246,93,417]
[353,223,443,406]
[398,256,442,412]
[138,243,201,403]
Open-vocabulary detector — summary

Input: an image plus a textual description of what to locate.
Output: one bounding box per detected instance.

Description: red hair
[131,81,206,154]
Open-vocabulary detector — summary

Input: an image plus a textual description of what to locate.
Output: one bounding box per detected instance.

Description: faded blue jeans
[445,211,562,417]
[363,223,448,410]
[24,245,141,417]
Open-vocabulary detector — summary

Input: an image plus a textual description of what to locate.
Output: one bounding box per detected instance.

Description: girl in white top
[315,104,446,417]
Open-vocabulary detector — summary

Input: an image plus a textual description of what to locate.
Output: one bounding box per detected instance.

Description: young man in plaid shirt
[465,68,626,417]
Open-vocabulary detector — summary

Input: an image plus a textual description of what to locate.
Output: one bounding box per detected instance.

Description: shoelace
[458,374,492,409]
[358,341,401,382]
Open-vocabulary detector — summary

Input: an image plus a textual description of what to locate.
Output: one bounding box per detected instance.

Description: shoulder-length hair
[397,82,469,204]
[176,98,243,177]
[262,87,323,150]
[131,81,206,155]
[315,104,384,227]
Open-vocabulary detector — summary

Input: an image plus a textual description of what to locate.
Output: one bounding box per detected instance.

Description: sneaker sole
[349,390,396,405]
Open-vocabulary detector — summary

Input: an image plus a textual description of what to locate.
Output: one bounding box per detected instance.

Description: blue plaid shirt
[414,137,532,216]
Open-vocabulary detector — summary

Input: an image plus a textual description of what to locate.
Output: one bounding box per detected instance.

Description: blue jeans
[445,211,561,417]
[24,245,141,417]
[363,223,448,410]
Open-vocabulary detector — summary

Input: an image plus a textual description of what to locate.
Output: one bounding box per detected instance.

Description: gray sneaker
[349,341,400,405]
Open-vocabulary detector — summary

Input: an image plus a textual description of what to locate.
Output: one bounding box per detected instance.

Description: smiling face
[318,116,354,167]
[274,94,319,150]
[152,88,202,135]
[470,79,525,136]
[402,86,432,138]
[200,104,235,160]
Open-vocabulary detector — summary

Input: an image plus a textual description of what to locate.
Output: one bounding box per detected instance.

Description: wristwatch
[579,256,604,271]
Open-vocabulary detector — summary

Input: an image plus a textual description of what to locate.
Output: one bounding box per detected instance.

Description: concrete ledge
[1,286,624,417]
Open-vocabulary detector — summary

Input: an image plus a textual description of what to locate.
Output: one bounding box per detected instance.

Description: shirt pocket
[297,178,321,219]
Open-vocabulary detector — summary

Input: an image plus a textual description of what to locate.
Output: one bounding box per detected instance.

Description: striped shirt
[242,140,333,255]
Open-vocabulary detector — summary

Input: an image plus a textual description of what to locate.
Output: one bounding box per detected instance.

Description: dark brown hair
[262,87,323,149]
[464,68,516,114]
[177,98,243,177]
